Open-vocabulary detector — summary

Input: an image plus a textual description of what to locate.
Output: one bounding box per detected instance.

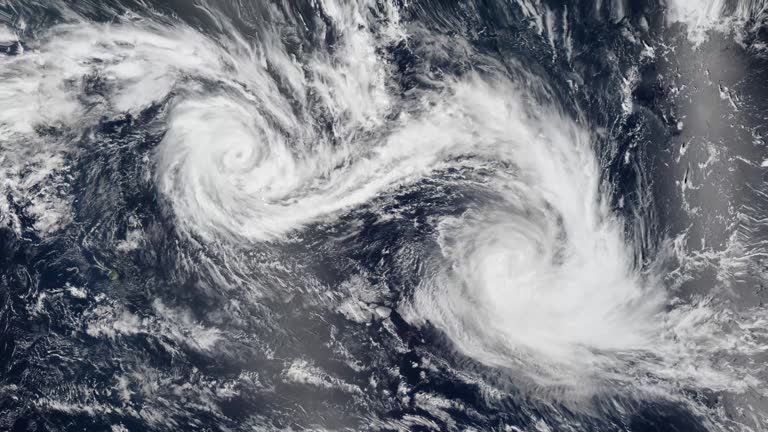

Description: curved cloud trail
[404,85,667,380]
[402,81,767,394]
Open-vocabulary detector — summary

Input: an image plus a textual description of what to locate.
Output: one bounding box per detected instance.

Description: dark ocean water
[1,0,768,431]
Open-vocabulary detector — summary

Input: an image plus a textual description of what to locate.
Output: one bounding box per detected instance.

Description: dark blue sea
[1,0,768,430]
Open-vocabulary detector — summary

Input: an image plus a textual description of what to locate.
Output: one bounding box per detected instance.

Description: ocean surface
[1,0,768,430]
